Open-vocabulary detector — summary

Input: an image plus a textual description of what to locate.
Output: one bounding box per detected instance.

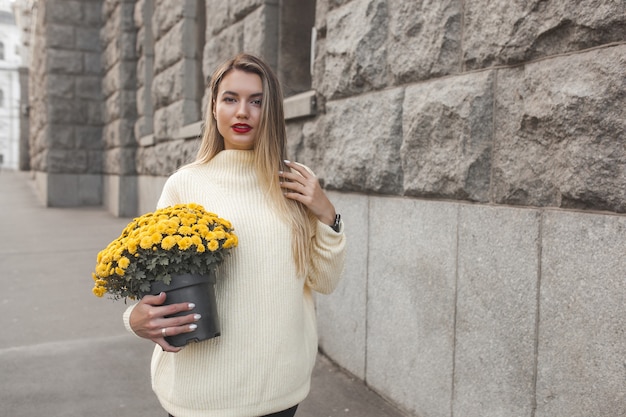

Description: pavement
[0,169,406,417]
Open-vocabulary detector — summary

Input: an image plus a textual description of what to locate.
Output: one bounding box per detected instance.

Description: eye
[251,99,262,106]
[224,97,236,103]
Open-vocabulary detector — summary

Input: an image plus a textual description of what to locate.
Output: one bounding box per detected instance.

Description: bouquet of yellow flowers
[92,203,238,300]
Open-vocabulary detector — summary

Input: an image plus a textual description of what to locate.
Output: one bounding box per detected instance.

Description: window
[278,0,316,97]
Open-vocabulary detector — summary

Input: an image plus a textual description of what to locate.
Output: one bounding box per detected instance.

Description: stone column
[101,0,139,217]
[28,0,104,206]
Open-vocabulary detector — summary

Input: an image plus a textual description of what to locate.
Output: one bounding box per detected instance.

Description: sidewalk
[0,170,406,417]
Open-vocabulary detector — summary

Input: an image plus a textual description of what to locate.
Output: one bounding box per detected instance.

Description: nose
[236,102,248,119]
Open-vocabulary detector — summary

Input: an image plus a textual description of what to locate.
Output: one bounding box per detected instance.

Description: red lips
[232,124,252,134]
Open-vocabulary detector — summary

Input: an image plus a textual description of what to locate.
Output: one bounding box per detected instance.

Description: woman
[123,53,346,417]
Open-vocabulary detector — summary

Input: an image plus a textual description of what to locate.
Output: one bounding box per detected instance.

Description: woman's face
[214,69,263,151]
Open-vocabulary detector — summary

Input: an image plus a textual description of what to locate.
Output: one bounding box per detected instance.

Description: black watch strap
[330,213,341,232]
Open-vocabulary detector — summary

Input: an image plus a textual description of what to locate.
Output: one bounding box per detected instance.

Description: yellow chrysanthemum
[118,256,130,269]
[92,286,107,297]
[139,236,153,250]
[177,237,193,250]
[207,240,219,252]
[161,235,177,250]
[196,243,206,253]
[178,225,193,236]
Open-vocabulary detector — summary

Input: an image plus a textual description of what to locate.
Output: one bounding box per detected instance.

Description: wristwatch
[330,213,342,233]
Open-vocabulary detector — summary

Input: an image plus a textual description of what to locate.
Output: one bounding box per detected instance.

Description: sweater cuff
[317,217,344,236]
[122,303,141,337]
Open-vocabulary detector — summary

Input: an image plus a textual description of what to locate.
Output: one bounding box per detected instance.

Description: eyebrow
[221,91,263,98]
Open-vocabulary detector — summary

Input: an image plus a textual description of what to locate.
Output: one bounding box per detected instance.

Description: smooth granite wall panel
[454,205,540,417]
[367,197,458,417]
[536,211,626,417]
[316,192,369,380]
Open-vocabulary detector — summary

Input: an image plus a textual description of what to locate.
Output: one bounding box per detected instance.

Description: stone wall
[307,1,626,417]
[28,0,104,206]
[19,1,626,416]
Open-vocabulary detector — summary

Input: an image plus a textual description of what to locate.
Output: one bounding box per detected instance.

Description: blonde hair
[193,53,313,276]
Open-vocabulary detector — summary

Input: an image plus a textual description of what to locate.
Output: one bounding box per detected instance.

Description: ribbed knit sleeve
[306,220,346,294]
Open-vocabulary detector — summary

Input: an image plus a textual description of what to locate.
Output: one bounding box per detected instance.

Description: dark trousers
[168,404,298,417]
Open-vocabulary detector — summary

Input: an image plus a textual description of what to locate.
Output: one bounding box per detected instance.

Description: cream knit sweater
[123,150,346,417]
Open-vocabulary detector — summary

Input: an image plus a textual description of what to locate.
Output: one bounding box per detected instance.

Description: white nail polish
[284,159,290,164]
[189,324,198,330]
[188,303,195,309]
[194,314,201,320]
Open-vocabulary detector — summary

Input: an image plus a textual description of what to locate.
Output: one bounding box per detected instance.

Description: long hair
[193,53,312,276]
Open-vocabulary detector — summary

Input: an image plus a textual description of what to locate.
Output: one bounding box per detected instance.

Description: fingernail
[189,324,198,330]
[284,159,290,164]
[188,303,195,309]
[193,314,201,320]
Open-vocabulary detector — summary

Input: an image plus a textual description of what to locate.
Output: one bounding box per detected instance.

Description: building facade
[0,0,21,171]
[15,1,626,417]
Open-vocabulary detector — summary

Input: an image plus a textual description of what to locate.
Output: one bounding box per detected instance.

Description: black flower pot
[149,271,220,347]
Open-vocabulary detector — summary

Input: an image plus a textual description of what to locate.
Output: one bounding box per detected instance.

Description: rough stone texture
[320,0,389,99]
[454,205,540,417]
[136,137,199,175]
[463,0,626,69]
[298,88,404,194]
[367,197,457,417]
[537,211,626,417]
[402,70,494,202]
[387,0,461,84]
[316,192,368,380]
[493,45,626,213]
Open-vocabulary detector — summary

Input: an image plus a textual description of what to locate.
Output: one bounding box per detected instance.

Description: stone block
[47,74,75,98]
[463,0,626,69]
[137,174,168,214]
[402,70,494,202]
[134,114,154,139]
[47,148,88,173]
[152,0,195,40]
[48,97,84,124]
[45,172,102,206]
[454,205,540,417]
[153,19,197,73]
[46,49,83,75]
[367,197,457,417]
[76,27,102,52]
[103,174,138,217]
[84,100,104,125]
[230,0,265,21]
[46,24,75,48]
[387,0,461,84]
[321,0,388,99]
[316,191,368,379]
[46,0,83,25]
[153,59,199,108]
[537,210,626,417]
[103,146,137,175]
[105,90,137,122]
[84,52,103,75]
[76,75,104,100]
[243,3,279,67]
[75,125,104,150]
[205,0,230,35]
[103,118,135,148]
[84,1,103,26]
[48,124,75,149]
[299,88,404,194]
[136,138,199,175]
[492,45,626,213]
[203,23,244,76]
[152,100,199,141]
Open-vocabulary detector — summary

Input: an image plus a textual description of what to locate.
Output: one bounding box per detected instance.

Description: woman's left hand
[279,160,336,226]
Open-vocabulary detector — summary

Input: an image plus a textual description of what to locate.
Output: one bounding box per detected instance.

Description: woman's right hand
[129,292,200,352]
